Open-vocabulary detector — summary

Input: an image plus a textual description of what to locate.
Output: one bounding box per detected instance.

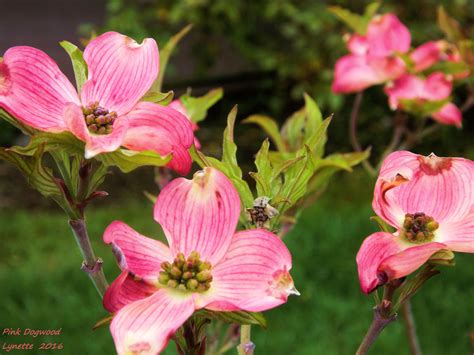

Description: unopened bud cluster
[82,102,117,135]
[400,212,439,243]
[158,251,212,292]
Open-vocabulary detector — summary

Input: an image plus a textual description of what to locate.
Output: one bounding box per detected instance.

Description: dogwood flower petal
[0,46,79,131]
[104,221,172,281]
[432,102,462,127]
[81,32,159,116]
[366,14,411,57]
[110,289,194,355]
[122,102,194,175]
[197,229,295,312]
[154,167,240,264]
[410,41,442,72]
[103,271,157,313]
[374,151,474,227]
[356,232,446,294]
[436,213,474,252]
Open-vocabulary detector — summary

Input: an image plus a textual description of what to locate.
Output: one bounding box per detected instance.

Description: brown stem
[401,300,422,355]
[377,112,406,169]
[349,92,376,177]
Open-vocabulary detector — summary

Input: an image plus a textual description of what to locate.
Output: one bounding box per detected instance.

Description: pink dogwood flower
[169,99,201,149]
[357,151,474,294]
[332,14,410,93]
[384,72,462,127]
[103,167,298,354]
[0,32,194,174]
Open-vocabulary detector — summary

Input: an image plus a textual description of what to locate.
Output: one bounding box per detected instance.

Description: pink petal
[197,229,295,312]
[432,102,462,127]
[356,232,403,294]
[168,99,202,149]
[103,271,157,313]
[122,102,194,175]
[437,212,474,252]
[332,55,381,93]
[81,32,159,116]
[346,34,369,55]
[374,151,474,227]
[379,241,447,281]
[356,232,446,294]
[0,46,80,131]
[367,14,411,57]
[154,167,241,264]
[103,221,172,281]
[410,41,442,72]
[110,289,194,355]
[384,74,425,109]
[423,72,452,101]
[64,102,129,158]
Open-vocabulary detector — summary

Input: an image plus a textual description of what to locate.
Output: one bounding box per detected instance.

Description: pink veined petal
[374,151,474,226]
[196,229,294,312]
[436,212,474,252]
[168,99,202,149]
[372,151,420,227]
[356,232,403,294]
[103,221,172,281]
[0,46,80,131]
[332,54,380,93]
[367,14,411,57]
[346,34,369,55]
[422,72,452,101]
[379,241,447,281]
[110,289,194,355]
[410,41,442,72]
[122,102,194,175]
[154,167,241,264]
[81,32,159,116]
[432,102,462,128]
[103,271,157,313]
[64,102,129,158]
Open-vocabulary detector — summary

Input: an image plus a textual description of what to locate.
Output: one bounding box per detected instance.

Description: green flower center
[158,251,212,292]
[400,212,439,243]
[82,102,117,135]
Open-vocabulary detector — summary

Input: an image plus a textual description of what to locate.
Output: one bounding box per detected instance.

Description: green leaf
[428,249,455,267]
[243,114,287,152]
[281,108,306,151]
[9,132,84,156]
[363,2,380,20]
[305,115,332,154]
[458,40,474,69]
[428,60,470,75]
[400,98,450,117]
[252,139,272,196]
[199,310,267,328]
[393,265,440,312]
[0,109,37,136]
[180,88,224,123]
[60,41,88,93]
[150,24,193,92]
[96,149,171,173]
[328,6,369,35]
[142,90,175,105]
[369,216,395,233]
[437,6,465,42]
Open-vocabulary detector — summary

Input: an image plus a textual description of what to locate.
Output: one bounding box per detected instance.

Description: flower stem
[237,325,255,355]
[349,92,376,177]
[69,218,108,297]
[401,300,422,355]
[356,282,400,355]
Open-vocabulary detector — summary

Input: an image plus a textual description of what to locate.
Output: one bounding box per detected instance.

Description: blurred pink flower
[0,32,194,174]
[103,167,297,354]
[410,41,442,72]
[384,72,462,127]
[169,99,201,149]
[357,151,474,294]
[332,14,410,93]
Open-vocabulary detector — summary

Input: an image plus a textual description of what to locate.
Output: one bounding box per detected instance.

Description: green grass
[0,179,473,354]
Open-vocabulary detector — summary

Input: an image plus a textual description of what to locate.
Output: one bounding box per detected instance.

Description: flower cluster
[332,13,468,127]
[356,151,474,294]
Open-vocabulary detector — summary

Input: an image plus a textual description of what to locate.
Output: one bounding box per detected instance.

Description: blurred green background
[1,0,474,354]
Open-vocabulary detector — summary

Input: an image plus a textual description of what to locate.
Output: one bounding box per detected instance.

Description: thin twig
[349,92,376,176]
[401,300,422,355]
